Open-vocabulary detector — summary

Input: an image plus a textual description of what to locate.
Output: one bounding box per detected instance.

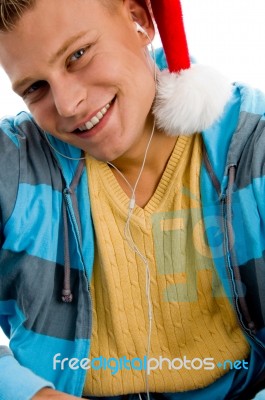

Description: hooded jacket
[1,81,265,399]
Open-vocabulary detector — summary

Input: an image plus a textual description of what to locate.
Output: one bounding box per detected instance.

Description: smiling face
[0,0,156,162]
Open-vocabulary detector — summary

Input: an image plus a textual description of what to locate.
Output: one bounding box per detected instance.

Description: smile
[76,100,113,133]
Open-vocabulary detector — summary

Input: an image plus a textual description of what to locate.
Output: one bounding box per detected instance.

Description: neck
[111,113,177,172]
[109,126,178,207]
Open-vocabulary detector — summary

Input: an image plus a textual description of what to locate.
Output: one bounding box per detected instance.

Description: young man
[0,0,265,399]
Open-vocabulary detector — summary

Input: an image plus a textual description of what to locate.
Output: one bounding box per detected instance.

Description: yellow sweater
[84,135,249,396]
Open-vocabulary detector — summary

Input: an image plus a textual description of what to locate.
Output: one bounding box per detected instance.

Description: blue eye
[23,80,47,97]
[70,48,86,62]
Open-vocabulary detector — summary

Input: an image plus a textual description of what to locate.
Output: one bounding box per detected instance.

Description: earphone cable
[43,132,86,161]
[107,32,156,400]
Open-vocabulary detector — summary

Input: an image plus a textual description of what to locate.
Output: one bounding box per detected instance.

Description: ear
[124,0,155,41]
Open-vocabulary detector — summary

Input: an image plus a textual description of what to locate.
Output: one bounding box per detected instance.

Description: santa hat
[147,0,232,135]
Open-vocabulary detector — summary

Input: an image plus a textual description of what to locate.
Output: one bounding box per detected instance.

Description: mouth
[72,97,115,134]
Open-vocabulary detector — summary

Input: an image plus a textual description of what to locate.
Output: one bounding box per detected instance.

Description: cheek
[29,97,57,131]
[90,47,155,91]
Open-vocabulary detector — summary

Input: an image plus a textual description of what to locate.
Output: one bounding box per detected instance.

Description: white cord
[147,35,157,83]
[44,132,86,161]
[107,32,156,400]
[124,207,152,400]
[107,116,155,400]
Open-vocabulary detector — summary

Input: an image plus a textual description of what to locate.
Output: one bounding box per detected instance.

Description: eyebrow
[13,31,87,93]
[13,76,33,94]
[48,31,87,65]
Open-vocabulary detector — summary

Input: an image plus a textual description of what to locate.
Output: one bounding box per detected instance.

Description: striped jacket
[1,83,265,399]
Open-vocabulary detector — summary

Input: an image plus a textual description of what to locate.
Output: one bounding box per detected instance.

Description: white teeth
[91,116,100,125]
[77,101,112,132]
[84,121,94,130]
[96,111,103,119]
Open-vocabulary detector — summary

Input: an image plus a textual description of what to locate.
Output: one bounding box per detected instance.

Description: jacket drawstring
[202,143,221,196]
[62,159,86,303]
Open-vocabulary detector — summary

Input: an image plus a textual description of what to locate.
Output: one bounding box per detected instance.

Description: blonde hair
[0,0,37,31]
[0,0,151,32]
[0,0,118,32]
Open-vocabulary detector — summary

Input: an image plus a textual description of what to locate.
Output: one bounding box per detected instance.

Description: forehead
[0,0,127,86]
[4,0,119,37]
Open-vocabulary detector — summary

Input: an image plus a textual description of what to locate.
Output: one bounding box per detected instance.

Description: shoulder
[0,111,44,148]
[201,83,265,188]
[0,112,59,228]
[226,85,265,192]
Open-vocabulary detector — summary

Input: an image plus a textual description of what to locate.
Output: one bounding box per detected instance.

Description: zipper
[221,176,265,351]
[221,194,247,329]
[202,141,265,351]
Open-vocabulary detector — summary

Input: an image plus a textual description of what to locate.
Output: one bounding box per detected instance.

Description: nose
[51,74,86,118]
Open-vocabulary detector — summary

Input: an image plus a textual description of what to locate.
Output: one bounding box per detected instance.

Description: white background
[1,0,265,345]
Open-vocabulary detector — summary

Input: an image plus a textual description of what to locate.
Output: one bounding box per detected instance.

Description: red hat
[147,0,232,135]
[150,0,190,73]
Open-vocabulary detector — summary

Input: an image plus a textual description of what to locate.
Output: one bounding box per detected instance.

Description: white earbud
[134,22,147,36]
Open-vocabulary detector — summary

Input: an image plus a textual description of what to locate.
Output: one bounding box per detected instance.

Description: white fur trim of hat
[149,0,232,135]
